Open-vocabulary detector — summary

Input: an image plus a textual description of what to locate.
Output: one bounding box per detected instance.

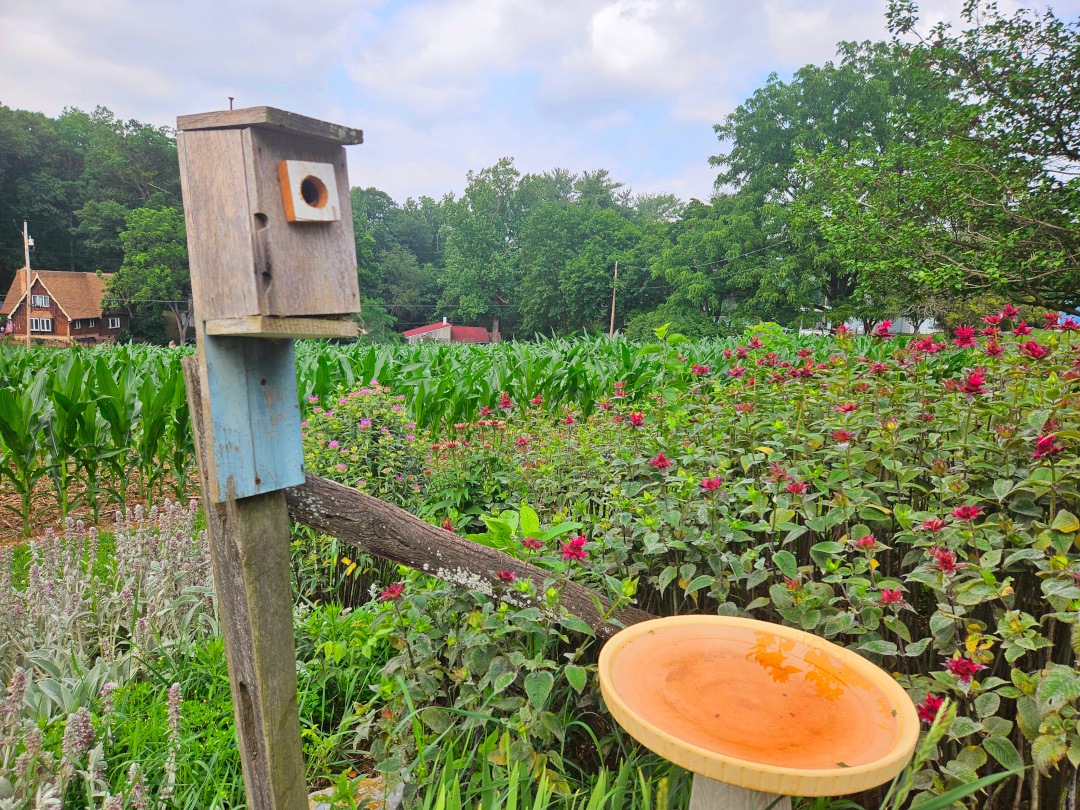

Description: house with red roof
[402,317,498,345]
[1,269,129,346]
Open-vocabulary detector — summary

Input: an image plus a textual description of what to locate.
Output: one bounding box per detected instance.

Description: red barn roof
[450,326,491,343]
[401,322,450,338]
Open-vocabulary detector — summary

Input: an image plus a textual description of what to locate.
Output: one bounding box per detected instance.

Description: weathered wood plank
[689,775,791,810]
[183,356,307,810]
[205,316,358,340]
[284,474,655,638]
[178,106,364,145]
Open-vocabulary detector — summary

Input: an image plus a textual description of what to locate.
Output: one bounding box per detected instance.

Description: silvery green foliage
[0,501,215,807]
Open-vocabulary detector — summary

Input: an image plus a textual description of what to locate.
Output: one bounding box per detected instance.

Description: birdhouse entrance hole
[300,175,329,208]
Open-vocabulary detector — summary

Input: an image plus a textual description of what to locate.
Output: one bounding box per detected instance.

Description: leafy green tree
[802,2,1080,310]
[107,207,190,343]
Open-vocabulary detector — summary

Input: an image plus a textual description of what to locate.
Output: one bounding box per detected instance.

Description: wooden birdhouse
[177,106,362,339]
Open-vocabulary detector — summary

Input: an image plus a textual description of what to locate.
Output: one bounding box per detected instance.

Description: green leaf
[561,615,595,637]
[993,478,1015,501]
[1051,510,1080,534]
[524,670,554,710]
[520,502,541,538]
[1037,665,1080,712]
[685,575,714,595]
[974,692,1000,718]
[774,550,798,579]
[983,735,1024,771]
[1032,734,1067,775]
[857,639,898,657]
[565,665,587,694]
[906,769,1020,810]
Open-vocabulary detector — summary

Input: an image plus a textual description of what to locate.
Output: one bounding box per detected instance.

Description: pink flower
[630,412,645,426]
[728,365,747,378]
[1013,320,1033,335]
[691,364,710,376]
[1001,305,1020,318]
[497,570,516,583]
[479,406,492,416]
[952,327,977,348]
[1020,341,1049,360]
[561,536,588,561]
[879,588,904,606]
[854,534,879,551]
[945,655,986,683]
[929,547,964,576]
[515,437,530,447]
[786,481,808,495]
[951,504,981,521]
[522,537,544,551]
[832,429,853,445]
[530,394,543,406]
[381,582,405,601]
[1031,434,1065,459]
[835,323,853,336]
[917,695,944,724]
[872,320,893,338]
[982,314,1002,326]
[1044,311,1061,327]
[499,392,514,410]
[734,402,755,414]
[921,518,946,533]
[961,369,987,396]
[650,453,672,469]
[984,341,1004,357]
[700,476,723,492]
[328,440,339,448]
[835,402,858,414]
[336,463,347,471]
[868,362,889,375]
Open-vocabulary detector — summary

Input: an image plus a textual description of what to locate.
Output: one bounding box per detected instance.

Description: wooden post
[183,357,307,810]
[608,260,618,339]
[688,775,791,810]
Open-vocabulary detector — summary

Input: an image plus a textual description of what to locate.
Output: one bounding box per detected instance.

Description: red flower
[786,480,808,495]
[515,437,529,447]
[945,655,986,683]
[917,695,944,724]
[879,588,904,606]
[561,536,588,561]
[479,406,492,416]
[1020,341,1049,360]
[650,453,672,469]
[441,517,454,532]
[563,413,576,424]
[1001,305,1020,318]
[854,533,879,551]
[630,412,645,426]
[691,364,710,376]
[951,504,981,521]
[961,368,987,395]
[832,428,853,445]
[748,337,763,349]
[1044,311,1061,327]
[835,323,853,336]
[728,365,747,378]
[982,314,1002,326]
[784,576,801,591]
[984,341,1004,357]
[734,402,755,414]
[868,362,889,375]
[1013,320,1033,335]
[952,327,977,347]
[499,392,514,410]
[723,348,733,358]
[1031,434,1065,459]
[929,547,964,576]
[873,320,893,338]
[381,582,405,601]
[797,348,814,358]
[530,394,543,406]
[497,570,517,583]
[522,537,544,551]
[611,414,623,423]
[766,461,789,482]
[700,476,723,491]
[598,401,613,410]
[835,402,858,414]
[921,518,946,533]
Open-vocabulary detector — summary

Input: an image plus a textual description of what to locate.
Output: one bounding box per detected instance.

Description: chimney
[442,316,447,325]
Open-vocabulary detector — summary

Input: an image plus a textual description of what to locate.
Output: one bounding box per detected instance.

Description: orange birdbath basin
[599,616,919,797]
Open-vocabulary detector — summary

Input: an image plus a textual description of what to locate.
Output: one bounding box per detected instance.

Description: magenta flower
[951,504,981,521]
[561,536,588,561]
[650,453,672,469]
[945,655,986,683]
[921,518,946,533]
[853,534,879,551]
[381,582,405,601]
[917,695,944,724]
[879,588,904,606]
[522,537,544,551]
[497,570,516,583]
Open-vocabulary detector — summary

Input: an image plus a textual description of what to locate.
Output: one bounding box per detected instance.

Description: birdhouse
[177,106,362,339]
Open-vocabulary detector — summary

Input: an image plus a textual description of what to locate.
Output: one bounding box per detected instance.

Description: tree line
[1,0,1075,343]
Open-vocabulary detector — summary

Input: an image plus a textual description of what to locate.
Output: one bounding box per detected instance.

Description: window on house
[30,318,53,333]
[31,294,50,308]
[87,319,97,328]
[108,317,121,329]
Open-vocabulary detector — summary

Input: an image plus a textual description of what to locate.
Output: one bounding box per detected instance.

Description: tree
[802,2,1080,310]
[107,207,191,343]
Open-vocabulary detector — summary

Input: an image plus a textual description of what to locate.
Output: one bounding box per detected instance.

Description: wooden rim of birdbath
[599,615,919,797]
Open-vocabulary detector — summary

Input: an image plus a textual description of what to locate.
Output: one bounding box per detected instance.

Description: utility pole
[608,260,618,339]
[23,221,31,348]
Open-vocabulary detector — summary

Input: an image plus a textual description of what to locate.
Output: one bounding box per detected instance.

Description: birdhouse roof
[176,106,363,145]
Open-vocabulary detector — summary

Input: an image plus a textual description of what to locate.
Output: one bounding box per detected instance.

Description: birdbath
[599,616,919,810]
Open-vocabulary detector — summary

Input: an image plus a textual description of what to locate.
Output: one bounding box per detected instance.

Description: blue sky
[2,0,1077,204]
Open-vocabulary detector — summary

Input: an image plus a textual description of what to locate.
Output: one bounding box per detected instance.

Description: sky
[2,0,1077,205]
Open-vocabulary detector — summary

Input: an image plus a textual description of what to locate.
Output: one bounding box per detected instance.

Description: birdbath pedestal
[598,616,919,810]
